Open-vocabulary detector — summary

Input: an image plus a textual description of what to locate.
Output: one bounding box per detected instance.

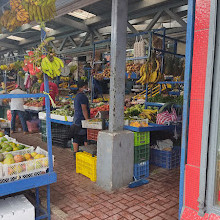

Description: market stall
[0,0,191,218]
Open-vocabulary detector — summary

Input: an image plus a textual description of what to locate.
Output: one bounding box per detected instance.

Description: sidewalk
[13,133,179,220]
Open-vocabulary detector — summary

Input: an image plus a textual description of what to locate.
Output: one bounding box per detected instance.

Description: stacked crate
[40,120,70,148]
[133,131,150,180]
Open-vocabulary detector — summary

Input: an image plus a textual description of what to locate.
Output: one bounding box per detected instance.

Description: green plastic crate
[134,132,150,146]
[134,144,150,163]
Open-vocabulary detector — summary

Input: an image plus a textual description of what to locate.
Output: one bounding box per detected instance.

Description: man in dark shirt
[72,80,90,156]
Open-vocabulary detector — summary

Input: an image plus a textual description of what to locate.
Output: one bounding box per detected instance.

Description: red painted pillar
[181,0,218,219]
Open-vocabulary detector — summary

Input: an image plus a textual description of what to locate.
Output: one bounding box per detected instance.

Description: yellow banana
[53,57,64,68]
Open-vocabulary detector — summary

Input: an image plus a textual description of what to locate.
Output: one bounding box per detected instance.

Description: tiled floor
[12,132,179,220]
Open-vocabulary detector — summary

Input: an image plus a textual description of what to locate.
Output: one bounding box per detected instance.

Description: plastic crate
[150,146,180,169]
[87,129,100,141]
[52,138,69,148]
[82,119,103,129]
[134,161,149,180]
[76,152,97,182]
[0,147,54,183]
[134,144,150,163]
[134,131,150,146]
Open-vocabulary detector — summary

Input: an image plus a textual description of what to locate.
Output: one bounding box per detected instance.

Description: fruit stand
[0,23,57,219]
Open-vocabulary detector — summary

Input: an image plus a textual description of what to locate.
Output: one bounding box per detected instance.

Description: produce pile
[126,63,142,79]
[1,150,46,166]
[148,94,184,105]
[0,133,51,180]
[0,0,56,32]
[59,82,69,89]
[96,63,142,80]
[24,98,43,107]
[93,69,110,81]
[93,97,109,103]
[51,108,74,117]
[90,104,109,118]
[0,136,28,153]
[124,104,158,123]
[129,120,148,127]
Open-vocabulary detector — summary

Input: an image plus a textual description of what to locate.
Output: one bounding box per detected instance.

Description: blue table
[124,122,181,132]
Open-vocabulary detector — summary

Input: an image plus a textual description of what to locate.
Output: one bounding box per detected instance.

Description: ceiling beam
[165,8,187,28]
[145,11,163,31]
[54,16,90,32]
[85,0,187,26]
[79,32,90,47]
[92,29,104,40]
[127,22,138,34]
[0,41,20,49]
[58,37,68,51]
[68,36,77,47]
[56,43,108,55]
[55,0,102,18]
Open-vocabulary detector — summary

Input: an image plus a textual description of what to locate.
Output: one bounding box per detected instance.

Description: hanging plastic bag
[133,37,139,64]
[156,108,177,125]
[139,36,145,64]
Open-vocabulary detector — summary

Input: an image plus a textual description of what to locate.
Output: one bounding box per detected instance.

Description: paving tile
[106,207,122,216]
[126,205,141,213]
[159,213,177,220]
[93,210,109,219]
[80,210,96,219]
[119,211,136,220]
[133,211,149,219]
[146,208,161,218]
[13,133,180,220]
[106,214,123,220]
[151,216,164,220]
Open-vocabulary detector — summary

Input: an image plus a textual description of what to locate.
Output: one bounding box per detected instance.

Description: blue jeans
[11,110,28,132]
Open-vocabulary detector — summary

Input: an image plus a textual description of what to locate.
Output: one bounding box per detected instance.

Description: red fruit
[29,69,36,75]
[28,51,34,56]
[23,66,28,71]
[27,63,33,70]
[41,55,46,59]
[35,67,41,73]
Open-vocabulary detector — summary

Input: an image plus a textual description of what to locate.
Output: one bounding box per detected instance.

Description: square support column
[97,0,134,191]
[109,0,128,132]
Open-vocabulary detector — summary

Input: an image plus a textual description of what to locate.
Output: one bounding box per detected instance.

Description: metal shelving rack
[91,28,185,102]
[0,28,57,220]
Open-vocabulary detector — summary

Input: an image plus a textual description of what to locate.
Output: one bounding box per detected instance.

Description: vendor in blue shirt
[71,80,90,157]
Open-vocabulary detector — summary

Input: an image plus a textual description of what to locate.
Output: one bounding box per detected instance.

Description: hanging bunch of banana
[41,56,64,79]
[21,0,56,22]
[136,58,161,85]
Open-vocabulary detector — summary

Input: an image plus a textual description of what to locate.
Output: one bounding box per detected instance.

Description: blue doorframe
[179,0,196,218]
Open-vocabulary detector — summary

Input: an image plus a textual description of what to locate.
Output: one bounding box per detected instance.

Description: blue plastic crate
[134,161,149,180]
[150,146,180,169]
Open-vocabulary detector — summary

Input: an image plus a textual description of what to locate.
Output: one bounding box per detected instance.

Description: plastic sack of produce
[156,108,177,125]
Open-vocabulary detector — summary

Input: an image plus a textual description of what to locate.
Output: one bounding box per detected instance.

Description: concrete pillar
[97,0,134,191]
[97,131,134,191]
[109,0,128,132]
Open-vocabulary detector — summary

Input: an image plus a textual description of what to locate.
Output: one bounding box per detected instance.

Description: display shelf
[51,119,72,126]
[0,28,56,220]
[0,172,57,197]
[124,122,180,132]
